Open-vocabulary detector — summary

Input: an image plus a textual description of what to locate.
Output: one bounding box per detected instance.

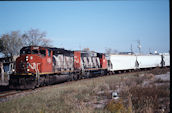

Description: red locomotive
[9,46,107,89]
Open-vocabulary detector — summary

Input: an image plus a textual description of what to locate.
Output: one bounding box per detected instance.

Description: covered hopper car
[107,53,170,73]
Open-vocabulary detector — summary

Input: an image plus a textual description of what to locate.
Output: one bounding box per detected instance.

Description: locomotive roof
[21,46,50,50]
[21,46,73,52]
[48,47,73,54]
[21,46,105,56]
[21,46,74,56]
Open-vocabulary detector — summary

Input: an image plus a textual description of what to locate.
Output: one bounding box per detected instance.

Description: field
[0,68,170,113]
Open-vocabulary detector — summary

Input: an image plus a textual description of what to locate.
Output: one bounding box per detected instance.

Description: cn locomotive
[9,46,108,89]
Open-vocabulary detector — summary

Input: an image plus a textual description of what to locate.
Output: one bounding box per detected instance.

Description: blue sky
[0,0,169,54]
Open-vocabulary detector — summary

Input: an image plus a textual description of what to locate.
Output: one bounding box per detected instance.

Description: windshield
[32,49,39,54]
[40,50,46,56]
[20,48,47,56]
[20,49,31,55]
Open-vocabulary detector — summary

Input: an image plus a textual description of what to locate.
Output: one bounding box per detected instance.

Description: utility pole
[149,48,152,54]
[130,44,133,54]
[137,40,141,54]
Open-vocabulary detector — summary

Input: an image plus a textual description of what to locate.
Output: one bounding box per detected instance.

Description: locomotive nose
[24,56,29,71]
[25,56,30,71]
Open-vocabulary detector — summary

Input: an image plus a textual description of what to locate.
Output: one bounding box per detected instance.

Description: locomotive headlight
[27,69,30,71]
[26,56,29,61]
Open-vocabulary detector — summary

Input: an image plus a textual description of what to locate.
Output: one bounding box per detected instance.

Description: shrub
[105,99,126,113]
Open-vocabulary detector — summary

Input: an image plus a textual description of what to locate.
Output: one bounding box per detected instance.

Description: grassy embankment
[0,68,170,113]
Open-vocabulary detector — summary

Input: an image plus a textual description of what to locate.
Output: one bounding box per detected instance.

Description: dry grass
[0,68,170,113]
[148,67,170,75]
[129,85,169,113]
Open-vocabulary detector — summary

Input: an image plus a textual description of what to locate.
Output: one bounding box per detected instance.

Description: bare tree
[0,39,4,52]
[39,38,51,47]
[0,31,23,57]
[22,28,51,47]
[105,48,118,55]
[0,29,52,57]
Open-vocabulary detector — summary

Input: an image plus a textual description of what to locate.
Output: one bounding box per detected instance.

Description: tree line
[0,28,51,57]
[0,28,120,58]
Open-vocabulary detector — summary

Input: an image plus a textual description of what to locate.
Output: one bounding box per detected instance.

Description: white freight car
[136,55,162,68]
[163,53,170,66]
[161,53,170,66]
[109,54,137,71]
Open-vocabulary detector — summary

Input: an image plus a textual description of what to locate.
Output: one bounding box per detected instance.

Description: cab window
[48,50,51,57]
[20,49,31,55]
[32,49,39,54]
[40,50,46,56]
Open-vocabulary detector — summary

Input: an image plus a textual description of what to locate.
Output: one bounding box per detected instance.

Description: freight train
[9,46,170,89]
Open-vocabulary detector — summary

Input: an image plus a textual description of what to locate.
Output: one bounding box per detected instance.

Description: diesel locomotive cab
[16,46,53,75]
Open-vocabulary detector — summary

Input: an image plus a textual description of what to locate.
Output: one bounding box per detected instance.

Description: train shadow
[0,85,10,92]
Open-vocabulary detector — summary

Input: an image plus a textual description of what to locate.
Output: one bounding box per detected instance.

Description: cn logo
[28,62,40,72]
[47,58,51,64]
[74,56,79,64]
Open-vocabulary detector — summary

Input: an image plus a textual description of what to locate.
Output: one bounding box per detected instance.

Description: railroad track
[0,90,21,98]
[0,86,52,99]
[0,89,34,99]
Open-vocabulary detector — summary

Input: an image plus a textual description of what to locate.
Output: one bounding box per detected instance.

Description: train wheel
[35,80,40,88]
[86,72,90,78]
[77,74,82,80]
[73,75,78,81]
[68,74,74,81]
[31,85,36,90]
